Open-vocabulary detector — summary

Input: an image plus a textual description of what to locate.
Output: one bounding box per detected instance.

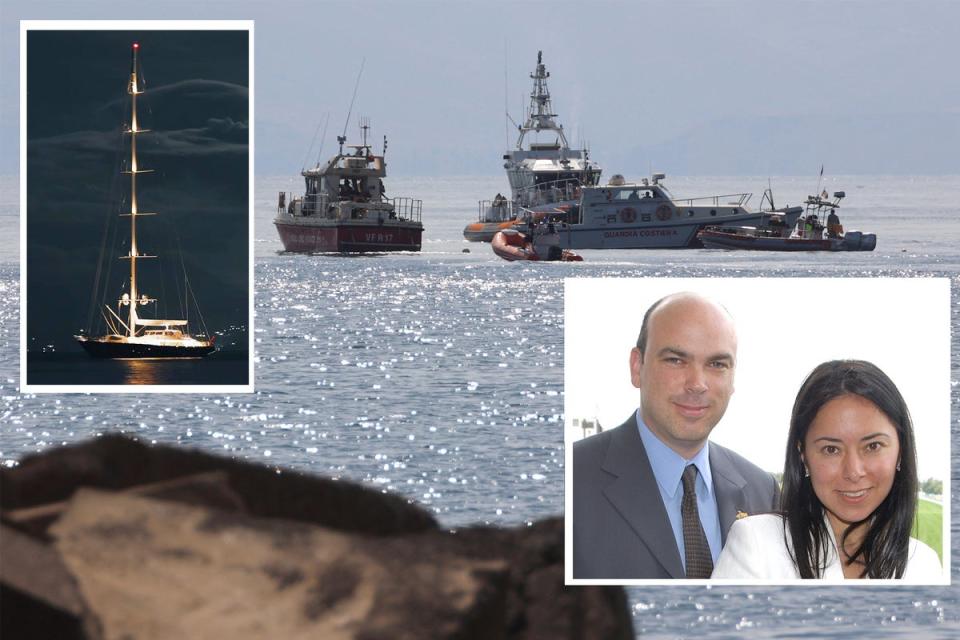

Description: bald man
[572,293,779,579]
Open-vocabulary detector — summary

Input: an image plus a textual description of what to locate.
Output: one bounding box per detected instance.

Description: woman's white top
[712,513,942,582]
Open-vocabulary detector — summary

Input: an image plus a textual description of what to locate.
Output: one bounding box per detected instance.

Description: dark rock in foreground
[1,433,436,537]
[1,435,633,639]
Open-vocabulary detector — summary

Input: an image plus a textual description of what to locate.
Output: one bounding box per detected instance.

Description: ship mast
[517,50,569,150]
[125,43,153,337]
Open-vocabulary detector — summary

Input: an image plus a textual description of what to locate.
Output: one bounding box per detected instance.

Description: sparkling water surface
[3,174,960,637]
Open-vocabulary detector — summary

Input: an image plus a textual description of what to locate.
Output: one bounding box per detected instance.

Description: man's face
[630,296,737,458]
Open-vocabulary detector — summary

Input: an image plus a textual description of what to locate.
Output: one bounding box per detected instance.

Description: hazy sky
[24,29,249,353]
[3,1,959,177]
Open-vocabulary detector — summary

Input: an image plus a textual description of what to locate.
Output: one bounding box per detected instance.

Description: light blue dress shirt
[636,409,722,570]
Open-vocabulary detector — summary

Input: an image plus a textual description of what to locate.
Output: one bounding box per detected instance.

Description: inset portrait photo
[21,21,253,392]
[564,277,950,586]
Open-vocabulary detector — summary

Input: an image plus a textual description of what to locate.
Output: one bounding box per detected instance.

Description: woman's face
[802,394,901,535]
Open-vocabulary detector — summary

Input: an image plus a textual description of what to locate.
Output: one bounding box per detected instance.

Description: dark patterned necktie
[681,464,714,578]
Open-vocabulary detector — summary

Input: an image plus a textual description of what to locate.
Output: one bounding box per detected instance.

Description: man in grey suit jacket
[572,293,780,579]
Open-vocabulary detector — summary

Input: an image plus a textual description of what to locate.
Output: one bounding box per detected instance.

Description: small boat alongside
[547,173,802,250]
[464,51,601,242]
[491,224,583,262]
[275,121,423,253]
[75,43,216,360]
[463,198,518,242]
[698,190,876,251]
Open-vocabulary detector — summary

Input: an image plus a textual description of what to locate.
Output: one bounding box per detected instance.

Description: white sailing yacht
[75,43,215,359]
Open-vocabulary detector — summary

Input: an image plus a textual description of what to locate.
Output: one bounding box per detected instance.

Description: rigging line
[157,254,168,320]
[302,111,329,171]
[158,200,181,321]
[169,209,189,323]
[314,112,331,167]
[86,126,125,333]
[172,210,214,338]
[171,212,209,339]
[182,266,210,339]
[90,101,129,331]
[341,58,366,139]
[106,277,125,334]
[301,122,321,171]
[104,191,124,322]
[101,308,118,336]
[97,189,123,333]
[137,52,146,94]
[172,235,185,321]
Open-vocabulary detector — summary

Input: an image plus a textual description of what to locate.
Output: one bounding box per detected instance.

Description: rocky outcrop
[1,433,436,537]
[0,435,633,639]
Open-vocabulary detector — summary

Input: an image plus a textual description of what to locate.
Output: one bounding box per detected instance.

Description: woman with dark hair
[713,360,941,580]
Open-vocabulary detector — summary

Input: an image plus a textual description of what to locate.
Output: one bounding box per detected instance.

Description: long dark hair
[781,360,917,578]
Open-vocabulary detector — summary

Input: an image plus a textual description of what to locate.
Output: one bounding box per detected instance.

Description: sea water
[2,174,959,637]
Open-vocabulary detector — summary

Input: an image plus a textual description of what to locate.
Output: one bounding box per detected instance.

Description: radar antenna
[359,116,370,150]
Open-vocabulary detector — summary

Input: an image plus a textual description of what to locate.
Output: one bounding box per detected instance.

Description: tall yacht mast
[124,42,154,336]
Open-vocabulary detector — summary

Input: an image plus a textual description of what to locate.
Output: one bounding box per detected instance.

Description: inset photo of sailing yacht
[22,24,252,392]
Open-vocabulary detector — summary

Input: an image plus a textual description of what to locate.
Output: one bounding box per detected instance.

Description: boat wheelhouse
[275,120,423,253]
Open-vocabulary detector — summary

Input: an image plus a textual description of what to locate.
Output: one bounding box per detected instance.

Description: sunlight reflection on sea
[2,175,959,637]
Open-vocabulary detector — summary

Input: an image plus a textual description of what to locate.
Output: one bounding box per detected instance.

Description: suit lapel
[601,417,685,579]
[709,446,748,545]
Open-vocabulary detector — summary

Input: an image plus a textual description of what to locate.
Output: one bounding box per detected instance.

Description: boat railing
[277,192,338,219]
[517,207,540,223]
[278,192,320,215]
[515,178,585,207]
[390,197,422,223]
[301,193,332,217]
[279,192,420,222]
[477,199,518,222]
[672,192,752,208]
[804,192,844,213]
[477,178,589,221]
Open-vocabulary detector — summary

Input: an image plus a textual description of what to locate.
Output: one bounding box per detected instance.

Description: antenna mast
[341,57,366,140]
[360,116,370,150]
[516,51,568,150]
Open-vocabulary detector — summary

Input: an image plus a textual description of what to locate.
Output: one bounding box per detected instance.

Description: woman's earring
[804,466,810,478]
[896,460,901,472]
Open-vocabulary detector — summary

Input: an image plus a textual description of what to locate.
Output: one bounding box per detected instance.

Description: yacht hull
[76,338,216,359]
